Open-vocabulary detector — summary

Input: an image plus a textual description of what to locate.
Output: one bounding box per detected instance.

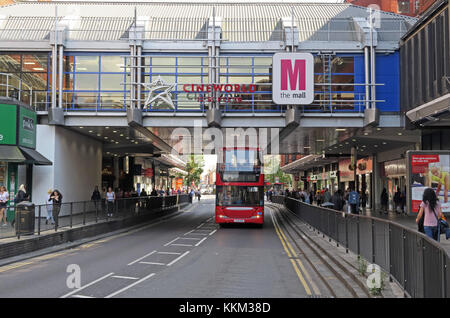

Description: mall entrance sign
[272,53,314,105]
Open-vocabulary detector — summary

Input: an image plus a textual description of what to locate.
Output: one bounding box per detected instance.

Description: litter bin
[15,202,35,236]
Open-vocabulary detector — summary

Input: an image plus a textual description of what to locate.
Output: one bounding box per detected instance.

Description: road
[0,199,310,298]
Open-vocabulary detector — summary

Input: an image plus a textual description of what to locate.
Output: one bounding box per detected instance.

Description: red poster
[411,155,440,173]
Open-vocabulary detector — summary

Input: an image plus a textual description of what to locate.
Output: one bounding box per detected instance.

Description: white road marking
[179,237,202,240]
[139,261,166,266]
[163,237,179,246]
[127,250,157,266]
[184,230,195,235]
[184,232,208,236]
[196,223,205,228]
[156,251,182,255]
[60,272,114,298]
[209,229,217,236]
[71,295,94,298]
[105,273,156,298]
[170,243,193,247]
[166,251,190,266]
[195,237,207,246]
[112,275,139,280]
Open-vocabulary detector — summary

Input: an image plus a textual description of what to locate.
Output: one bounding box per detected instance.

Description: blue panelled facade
[0,51,401,113]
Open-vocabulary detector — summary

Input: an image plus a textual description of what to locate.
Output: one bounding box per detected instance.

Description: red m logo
[280,59,306,91]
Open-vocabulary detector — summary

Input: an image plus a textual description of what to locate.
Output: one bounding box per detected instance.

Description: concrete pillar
[372,153,382,212]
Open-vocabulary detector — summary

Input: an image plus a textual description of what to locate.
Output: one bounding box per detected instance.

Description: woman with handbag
[416,188,443,241]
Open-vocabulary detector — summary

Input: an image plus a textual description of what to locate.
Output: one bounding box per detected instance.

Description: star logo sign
[142,76,176,109]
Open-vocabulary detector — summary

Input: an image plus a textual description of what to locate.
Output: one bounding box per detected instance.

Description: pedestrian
[401,187,407,215]
[416,188,444,241]
[360,189,367,210]
[14,184,29,203]
[91,186,101,211]
[394,187,402,214]
[197,189,201,201]
[140,188,147,197]
[49,189,62,228]
[0,186,8,226]
[189,188,194,203]
[45,188,54,225]
[348,187,360,214]
[12,184,29,227]
[331,189,344,211]
[151,188,158,197]
[106,186,116,217]
[323,188,331,203]
[380,188,388,214]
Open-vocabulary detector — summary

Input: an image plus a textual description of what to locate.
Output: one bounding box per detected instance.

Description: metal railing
[271,195,450,298]
[6,194,189,240]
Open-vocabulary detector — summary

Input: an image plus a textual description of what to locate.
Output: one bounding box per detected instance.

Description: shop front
[133,158,155,194]
[0,100,51,219]
[382,158,407,211]
[338,158,354,191]
[356,157,373,209]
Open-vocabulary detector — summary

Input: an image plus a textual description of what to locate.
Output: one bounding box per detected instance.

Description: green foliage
[264,156,292,187]
[357,256,367,276]
[369,271,386,296]
[185,155,204,187]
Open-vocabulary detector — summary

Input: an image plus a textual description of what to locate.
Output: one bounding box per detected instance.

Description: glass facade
[0,53,49,109]
[0,52,395,113]
[312,55,360,112]
[65,54,126,110]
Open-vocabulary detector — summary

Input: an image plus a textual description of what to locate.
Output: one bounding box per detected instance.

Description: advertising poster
[408,151,450,213]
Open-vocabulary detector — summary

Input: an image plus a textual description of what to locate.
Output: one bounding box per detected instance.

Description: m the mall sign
[272,53,314,105]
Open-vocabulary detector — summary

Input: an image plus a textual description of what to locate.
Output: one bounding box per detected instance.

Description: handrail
[272,195,450,298]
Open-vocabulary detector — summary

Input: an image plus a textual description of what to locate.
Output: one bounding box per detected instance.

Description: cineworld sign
[272,53,314,105]
[183,84,257,103]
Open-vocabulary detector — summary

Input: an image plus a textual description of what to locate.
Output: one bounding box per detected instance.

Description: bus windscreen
[216,185,264,207]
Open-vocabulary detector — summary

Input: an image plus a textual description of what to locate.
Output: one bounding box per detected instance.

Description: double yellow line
[270,209,321,297]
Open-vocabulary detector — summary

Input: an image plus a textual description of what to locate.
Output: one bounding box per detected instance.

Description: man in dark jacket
[331,189,344,211]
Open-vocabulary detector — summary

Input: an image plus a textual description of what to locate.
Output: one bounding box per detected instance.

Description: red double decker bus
[215,147,264,226]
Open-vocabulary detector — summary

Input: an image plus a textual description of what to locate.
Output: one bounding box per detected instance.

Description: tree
[264,155,292,187]
[184,155,204,187]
